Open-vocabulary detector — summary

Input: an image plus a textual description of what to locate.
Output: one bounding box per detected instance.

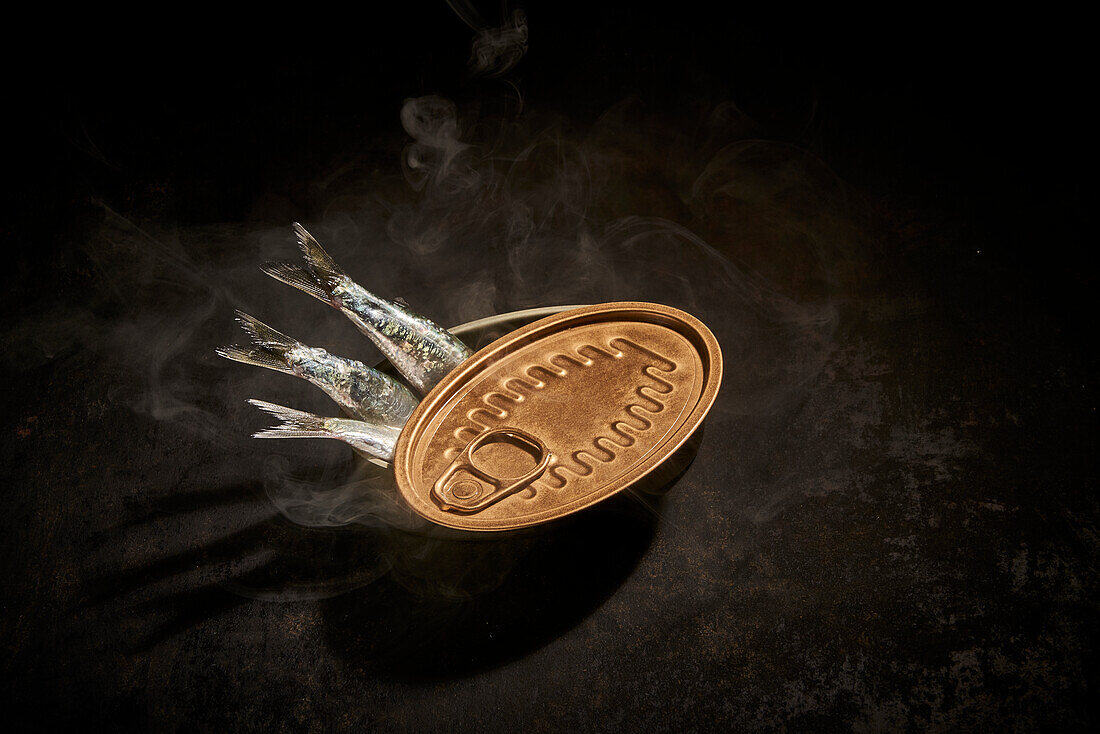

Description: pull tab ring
[432,428,552,513]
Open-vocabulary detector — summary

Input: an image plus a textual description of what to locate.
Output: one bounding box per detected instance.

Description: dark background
[2,3,1096,731]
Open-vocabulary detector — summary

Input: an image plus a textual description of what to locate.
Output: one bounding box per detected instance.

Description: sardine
[217,311,418,429]
[260,223,472,394]
[248,399,401,462]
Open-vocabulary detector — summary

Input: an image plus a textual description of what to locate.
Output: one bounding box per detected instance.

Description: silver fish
[217,311,418,429]
[248,399,401,462]
[260,223,472,394]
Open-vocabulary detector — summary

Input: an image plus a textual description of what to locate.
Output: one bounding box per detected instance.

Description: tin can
[392,302,723,531]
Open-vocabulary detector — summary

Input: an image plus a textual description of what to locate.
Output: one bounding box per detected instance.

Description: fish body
[328,278,471,395]
[248,399,401,462]
[218,312,418,429]
[261,224,472,394]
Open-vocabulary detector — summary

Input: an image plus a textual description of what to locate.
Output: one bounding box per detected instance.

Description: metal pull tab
[432,428,552,513]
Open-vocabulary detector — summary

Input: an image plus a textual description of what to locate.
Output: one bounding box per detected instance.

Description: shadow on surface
[317,432,701,680]
[83,431,699,669]
[319,492,660,680]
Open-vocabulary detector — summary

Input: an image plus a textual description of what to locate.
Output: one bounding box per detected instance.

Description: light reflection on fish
[247,399,401,462]
[260,223,472,394]
[217,311,418,429]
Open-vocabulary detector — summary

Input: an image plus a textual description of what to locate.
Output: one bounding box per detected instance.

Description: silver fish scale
[284,344,418,428]
[332,278,472,394]
[323,417,402,461]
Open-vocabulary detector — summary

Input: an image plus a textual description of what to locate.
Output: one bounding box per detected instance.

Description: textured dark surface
[2,5,1096,731]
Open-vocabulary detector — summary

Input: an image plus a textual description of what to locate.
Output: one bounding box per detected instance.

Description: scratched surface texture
[2,6,1095,732]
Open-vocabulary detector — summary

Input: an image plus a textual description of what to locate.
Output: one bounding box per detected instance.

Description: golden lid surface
[393,302,723,531]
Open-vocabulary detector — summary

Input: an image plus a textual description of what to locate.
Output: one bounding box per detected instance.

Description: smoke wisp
[46,47,858,605]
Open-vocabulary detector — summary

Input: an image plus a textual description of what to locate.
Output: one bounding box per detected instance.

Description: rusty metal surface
[4,11,1097,732]
[394,302,722,530]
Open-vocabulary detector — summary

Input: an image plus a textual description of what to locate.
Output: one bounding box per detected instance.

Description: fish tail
[248,399,332,440]
[215,345,294,375]
[293,223,346,284]
[216,311,302,374]
[260,261,336,305]
[233,311,299,353]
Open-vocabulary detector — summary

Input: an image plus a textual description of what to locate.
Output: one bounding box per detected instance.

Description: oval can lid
[393,302,723,531]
